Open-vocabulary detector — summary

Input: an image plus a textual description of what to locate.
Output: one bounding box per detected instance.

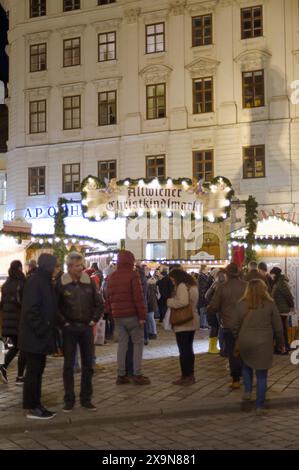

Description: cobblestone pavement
[1,323,299,449]
[1,407,299,450]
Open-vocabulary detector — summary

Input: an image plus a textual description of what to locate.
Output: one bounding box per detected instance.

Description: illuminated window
[146,84,166,119]
[243,145,265,179]
[62,163,80,193]
[242,70,264,108]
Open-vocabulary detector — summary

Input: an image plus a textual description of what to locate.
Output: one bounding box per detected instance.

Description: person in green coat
[270,267,294,351]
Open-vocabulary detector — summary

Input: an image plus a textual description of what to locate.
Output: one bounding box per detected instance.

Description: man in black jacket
[19,253,58,420]
[56,252,103,412]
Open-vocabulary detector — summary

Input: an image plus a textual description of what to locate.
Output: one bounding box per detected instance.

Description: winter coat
[157,275,174,316]
[147,279,158,313]
[232,299,284,370]
[0,273,26,337]
[197,272,213,308]
[19,262,58,355]
[271,275,294,315]
[207,277,248,329]
[56,272,103,325]
[244,269,266,283]
[167,283,199,333]
[136,265,148,306]
[106,251,147,321]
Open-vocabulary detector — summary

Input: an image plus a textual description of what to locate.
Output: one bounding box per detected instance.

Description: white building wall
[2,0,299,253]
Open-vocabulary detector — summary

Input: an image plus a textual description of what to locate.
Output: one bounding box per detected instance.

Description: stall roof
[230,216,299,241]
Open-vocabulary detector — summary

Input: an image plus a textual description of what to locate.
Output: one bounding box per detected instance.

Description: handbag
[170,304,193,327]
[170,287,194,327]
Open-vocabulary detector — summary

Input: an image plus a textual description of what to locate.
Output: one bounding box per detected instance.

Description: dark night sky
[0,5,8,85]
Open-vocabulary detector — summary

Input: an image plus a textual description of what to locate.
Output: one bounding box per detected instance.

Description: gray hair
[66,251,84,267]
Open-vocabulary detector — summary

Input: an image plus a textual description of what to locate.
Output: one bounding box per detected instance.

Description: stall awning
[230,216,299,243]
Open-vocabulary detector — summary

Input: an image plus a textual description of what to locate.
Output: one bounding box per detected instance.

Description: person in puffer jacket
[106,250,150,386]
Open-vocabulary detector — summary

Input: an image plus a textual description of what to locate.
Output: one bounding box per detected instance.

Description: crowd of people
[0,251,295,419]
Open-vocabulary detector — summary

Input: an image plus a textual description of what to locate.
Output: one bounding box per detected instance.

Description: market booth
[229,216,299,342]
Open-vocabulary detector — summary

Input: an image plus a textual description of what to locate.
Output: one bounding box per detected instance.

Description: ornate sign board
[81,176,234,222]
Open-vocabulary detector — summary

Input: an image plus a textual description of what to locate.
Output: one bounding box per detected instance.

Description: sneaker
[116,375,131,385]
[0,366,8,384]
[62,403,74,413]
[81,403,97,411]
[242,392,252,401]
[256,407,268,416]
[26,407,56,420]
[148,334,157,340]
[15,377,24,385]
[132,375,151,385]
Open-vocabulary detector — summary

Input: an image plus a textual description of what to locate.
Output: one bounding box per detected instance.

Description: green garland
[245,196,258,263]
[53,198,68,268]
[81,175,234,223]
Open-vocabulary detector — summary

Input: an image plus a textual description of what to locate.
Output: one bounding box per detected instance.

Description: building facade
[2,0,299,259]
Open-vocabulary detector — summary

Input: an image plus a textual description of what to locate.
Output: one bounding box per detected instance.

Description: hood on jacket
[117,250,135,269]
[38,254,57,276]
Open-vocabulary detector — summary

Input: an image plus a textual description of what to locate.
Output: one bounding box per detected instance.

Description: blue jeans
[115,316,144,377]
[199,307,209,329]
[242,363,268,409]
[146,312,157,335]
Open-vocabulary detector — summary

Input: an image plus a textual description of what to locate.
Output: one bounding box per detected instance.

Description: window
[30,0,46,18]
[63,95,81,130]
[243,145,265,179]
[241,6,263,39]
[28,167,45,196]
[98,160,117,181]
[63,0,80,11]
[242,70,264,108]
[146,23,165,54]
[146,84,166,120]
[29,100,46,134]
[146,155,166,178]
[98,91,117,126]
[98,0,116,4]
[146,242,166,260]
[98,32,116,62]
[193,150,213,181]
[192,14,212,47]
[30,43,47,72]
[63,38,80,67]
[62,163,80,193]
[193,77,213,114]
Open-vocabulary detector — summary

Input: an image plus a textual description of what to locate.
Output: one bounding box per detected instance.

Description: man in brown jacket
[244,261,265,282]
[207,263,247,388]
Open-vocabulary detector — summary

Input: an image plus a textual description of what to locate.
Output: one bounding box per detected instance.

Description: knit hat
[270,266,282,277]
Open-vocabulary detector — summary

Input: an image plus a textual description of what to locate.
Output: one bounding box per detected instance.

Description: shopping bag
[94,319,106,345]
[163,308,172,331]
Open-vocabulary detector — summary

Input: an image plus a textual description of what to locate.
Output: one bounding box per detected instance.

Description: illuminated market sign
[81,176,234,222]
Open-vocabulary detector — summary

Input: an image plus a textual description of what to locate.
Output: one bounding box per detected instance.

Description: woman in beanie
[270,267,294,352]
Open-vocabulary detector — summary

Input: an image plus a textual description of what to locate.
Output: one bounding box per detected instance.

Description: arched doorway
[200,232,220,259]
